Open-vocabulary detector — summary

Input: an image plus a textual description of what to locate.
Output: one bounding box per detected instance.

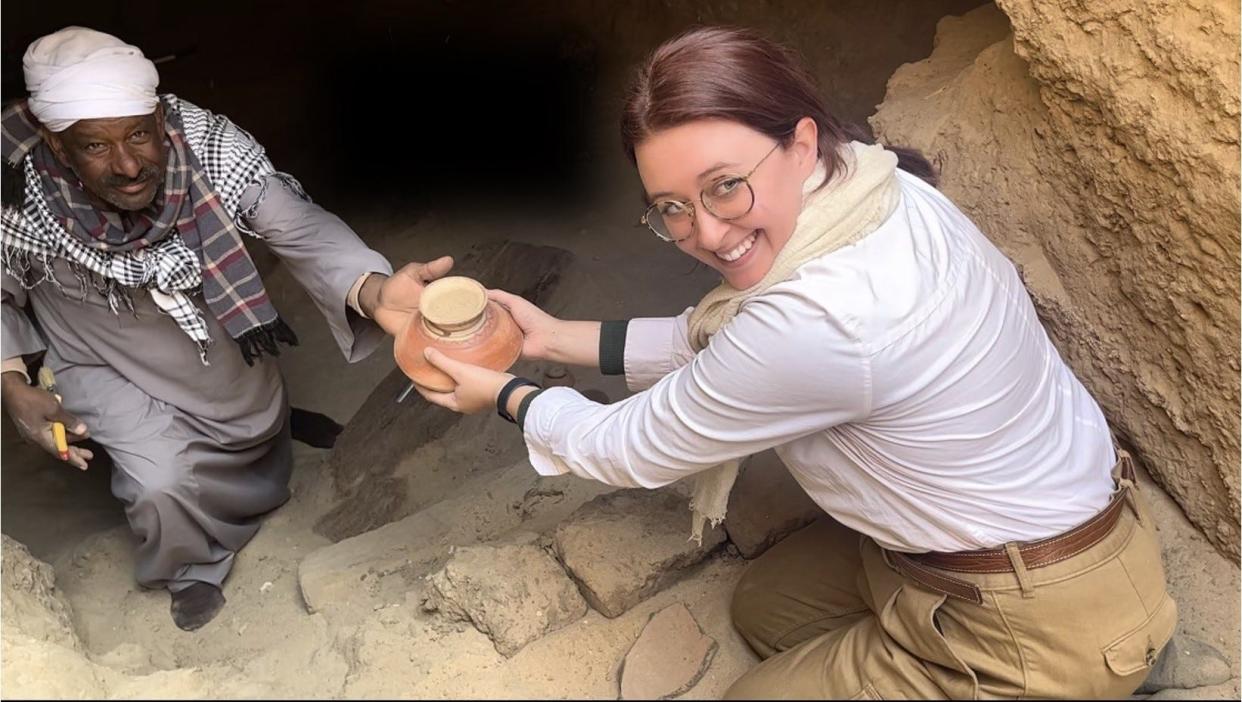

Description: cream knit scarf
[684,140,901,543]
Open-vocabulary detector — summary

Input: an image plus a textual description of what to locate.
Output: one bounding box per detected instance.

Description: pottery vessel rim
[419,276,488,337]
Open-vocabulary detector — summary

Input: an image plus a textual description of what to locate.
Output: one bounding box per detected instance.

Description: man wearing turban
[1,27,452,631]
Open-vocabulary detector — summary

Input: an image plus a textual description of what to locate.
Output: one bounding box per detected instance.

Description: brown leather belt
[887,451,1138,604]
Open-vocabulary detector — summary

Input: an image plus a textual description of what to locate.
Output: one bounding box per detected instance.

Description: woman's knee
[730,560,782,658]
[730,569,760,634]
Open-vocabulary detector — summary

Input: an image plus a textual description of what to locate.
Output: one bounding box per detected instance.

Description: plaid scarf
[1,95,297,365]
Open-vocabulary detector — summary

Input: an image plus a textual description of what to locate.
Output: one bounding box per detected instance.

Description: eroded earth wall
[871,2,1241,556]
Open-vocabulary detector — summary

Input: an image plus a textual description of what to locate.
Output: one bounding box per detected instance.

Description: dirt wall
[872,1,1241,556]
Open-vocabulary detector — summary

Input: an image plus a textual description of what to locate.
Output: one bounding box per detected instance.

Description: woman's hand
[488,290,602,368]
[487,289,562,362]
[416,348,514,415]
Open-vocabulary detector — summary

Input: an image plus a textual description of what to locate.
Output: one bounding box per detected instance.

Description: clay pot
[394,276,524,392]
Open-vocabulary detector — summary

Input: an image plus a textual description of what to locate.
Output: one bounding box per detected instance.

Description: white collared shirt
[523,171,1116,553]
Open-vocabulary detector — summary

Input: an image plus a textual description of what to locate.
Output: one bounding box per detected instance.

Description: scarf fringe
[235,317,299,366]
[4,242,295,367]
[3,243,140,313]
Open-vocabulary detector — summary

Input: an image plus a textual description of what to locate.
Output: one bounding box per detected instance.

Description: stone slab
[724,450,823,559]
[552,489,726,619]
[423,540,588,657]
[298,461,611,613]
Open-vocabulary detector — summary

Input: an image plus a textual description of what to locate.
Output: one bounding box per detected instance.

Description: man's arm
[2,274,92,469]
[2,271,47,368]
[238,175,393,363]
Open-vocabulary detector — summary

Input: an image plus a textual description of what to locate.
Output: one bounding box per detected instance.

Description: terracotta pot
[394,276,524,392]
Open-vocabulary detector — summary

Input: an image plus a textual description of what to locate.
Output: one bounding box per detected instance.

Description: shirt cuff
[521,387,576,477]
[623,316,683,391]
[599,320,629,375]
[347,273,373,319]
[2,357,30,384]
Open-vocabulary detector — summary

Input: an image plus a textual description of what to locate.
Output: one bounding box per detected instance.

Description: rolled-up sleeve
[3,271,46,360]
[622,307,697,391]
[239,175,393,362]
[521,291,872,487]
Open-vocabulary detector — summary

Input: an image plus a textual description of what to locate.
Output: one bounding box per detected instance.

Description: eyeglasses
[640,141,781,243]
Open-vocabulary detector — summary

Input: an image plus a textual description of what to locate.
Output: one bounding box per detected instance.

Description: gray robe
[1,175,392,592]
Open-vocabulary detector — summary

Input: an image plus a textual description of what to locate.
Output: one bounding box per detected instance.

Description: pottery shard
[620,603,718,700]
[422,541,587,657]
[724,450,824,559]
[552,489,726,619]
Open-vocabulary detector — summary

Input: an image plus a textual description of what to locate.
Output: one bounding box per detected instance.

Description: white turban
[23,26,159,133]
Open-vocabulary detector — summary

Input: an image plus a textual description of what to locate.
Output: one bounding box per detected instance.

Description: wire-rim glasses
[639,141,781,243]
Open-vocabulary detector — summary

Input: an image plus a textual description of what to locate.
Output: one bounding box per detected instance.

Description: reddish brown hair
[621,26,937,189]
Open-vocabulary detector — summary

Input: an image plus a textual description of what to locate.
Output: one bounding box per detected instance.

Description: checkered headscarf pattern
[1,95,298,364]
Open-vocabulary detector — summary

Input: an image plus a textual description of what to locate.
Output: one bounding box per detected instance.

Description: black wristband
[515,388,545,431]
[496,377,540,423]
[599,320,630,375]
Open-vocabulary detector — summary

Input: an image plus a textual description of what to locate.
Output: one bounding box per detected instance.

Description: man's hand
[1,372,93,470]
[359,256,455,337]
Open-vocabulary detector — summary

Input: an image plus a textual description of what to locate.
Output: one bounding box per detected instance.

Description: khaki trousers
[725,486,1175,699]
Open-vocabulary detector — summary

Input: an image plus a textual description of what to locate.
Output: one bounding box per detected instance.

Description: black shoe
[170,582,225,631]
[290,407,344,449]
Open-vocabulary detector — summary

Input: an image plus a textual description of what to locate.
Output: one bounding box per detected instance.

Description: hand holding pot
[361,256,455,338]
[415,348,516,415]
[486,289,564,362]
[394,276,524,392]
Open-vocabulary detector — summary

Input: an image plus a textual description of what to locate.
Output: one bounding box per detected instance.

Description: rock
[872,1,1241,557]
[316,240,575,542]
[0,535,111,697]
[422,539,587,657]
[724,451,823,558]
[619,603,718,700]
[1146,681,1241,700]
[1,534,79,650]
[1138,636,1233,693]
[552,489,726,618]
[1,631,110,698]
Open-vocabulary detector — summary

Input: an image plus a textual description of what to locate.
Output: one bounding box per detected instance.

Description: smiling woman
[623,27,935,290]
[414,24,1176,700]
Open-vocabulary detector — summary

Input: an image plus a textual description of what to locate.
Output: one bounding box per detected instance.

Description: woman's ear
[792,116,819,172]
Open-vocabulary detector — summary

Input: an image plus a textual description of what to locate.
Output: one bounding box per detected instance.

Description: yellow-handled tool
[37,367,70,461]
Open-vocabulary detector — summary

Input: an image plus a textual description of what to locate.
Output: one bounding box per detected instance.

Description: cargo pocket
[1102,595,1178,677]
[876,584,980,699]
